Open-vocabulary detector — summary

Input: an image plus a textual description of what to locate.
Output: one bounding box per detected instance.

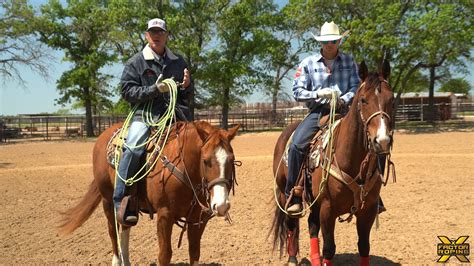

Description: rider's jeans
[113,121,150,211]
[285,112,323,199]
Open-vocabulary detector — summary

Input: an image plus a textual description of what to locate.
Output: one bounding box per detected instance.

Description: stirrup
[117,195,139,226]
[124,214,138,224]
[286,202,304,218]
[287,203,303,214]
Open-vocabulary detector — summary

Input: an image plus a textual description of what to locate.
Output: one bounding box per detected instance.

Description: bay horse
[58,120,240,265]
[271,60,394,266]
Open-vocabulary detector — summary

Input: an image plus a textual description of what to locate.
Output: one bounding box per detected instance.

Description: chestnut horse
[58,121,240,265]
[272,60,394,266]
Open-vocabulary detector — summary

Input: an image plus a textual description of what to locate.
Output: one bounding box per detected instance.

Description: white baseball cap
[147,18,167,31]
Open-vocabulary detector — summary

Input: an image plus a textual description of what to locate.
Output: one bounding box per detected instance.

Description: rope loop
[273,91,339,216]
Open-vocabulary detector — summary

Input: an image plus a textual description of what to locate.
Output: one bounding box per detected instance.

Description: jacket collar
[142,44,178,61]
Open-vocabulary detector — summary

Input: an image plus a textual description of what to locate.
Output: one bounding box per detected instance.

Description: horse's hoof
[288,256,298,266]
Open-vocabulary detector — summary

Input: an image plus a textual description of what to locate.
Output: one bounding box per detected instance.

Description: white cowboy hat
[313,21,343,42]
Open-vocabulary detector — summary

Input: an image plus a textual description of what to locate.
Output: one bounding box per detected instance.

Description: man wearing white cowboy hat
[285,21,360,215]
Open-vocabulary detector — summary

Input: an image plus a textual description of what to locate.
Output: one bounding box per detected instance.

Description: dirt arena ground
[0,130,473,265]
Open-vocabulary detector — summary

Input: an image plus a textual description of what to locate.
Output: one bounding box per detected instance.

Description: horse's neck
[176,124,202,182]
[335,104,368,177]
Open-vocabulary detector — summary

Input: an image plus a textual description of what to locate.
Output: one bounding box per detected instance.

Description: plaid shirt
[292,50,360,111]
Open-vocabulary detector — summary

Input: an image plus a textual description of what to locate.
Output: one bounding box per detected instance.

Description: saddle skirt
[282,118,342,170]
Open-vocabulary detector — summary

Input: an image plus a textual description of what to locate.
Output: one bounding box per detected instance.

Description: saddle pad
[106,126,166,169]
[106,127,125,167]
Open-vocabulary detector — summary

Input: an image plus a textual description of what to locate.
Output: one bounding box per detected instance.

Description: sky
[1,1,473,116]
[2,48,473,116]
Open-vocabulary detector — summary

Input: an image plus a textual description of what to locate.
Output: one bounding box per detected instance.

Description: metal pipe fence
[1,101,473,142]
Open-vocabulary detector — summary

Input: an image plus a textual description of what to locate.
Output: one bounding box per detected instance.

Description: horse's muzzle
[373,135,391,154]
[210,185,231,216]
[212,200,230,216]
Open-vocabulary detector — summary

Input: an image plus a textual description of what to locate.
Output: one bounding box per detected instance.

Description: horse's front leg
[308,203,321,266]
[187,219,208,265]
[102,199,131,266]
[356,204,378,266]
[156,208,174,266]
[320,200,336,266]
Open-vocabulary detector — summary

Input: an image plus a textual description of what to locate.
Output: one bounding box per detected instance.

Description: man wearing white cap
[113,18,193,225]
[285,21,360,214]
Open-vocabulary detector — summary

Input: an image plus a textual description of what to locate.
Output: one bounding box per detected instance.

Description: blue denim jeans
[285,111,324,199]
[113,121,150,211]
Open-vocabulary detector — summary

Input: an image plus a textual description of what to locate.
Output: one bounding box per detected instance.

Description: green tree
[256,1,317,123]
[404,70,429,92]
[438,78,471,95]
[0,0,51,85]
[36,0,116,136]
[201,0,278,129]
[167,1,217,120]
[299,2,474,122]
[408,4,473,122]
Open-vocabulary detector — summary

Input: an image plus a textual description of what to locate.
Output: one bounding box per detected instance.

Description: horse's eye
[361,98,368,104]
[203,158,212,167]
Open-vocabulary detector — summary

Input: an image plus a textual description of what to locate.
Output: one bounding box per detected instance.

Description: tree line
[1,0,473,135]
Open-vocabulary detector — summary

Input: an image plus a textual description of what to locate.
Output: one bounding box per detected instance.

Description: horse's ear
[380,59,390,80]
[195,123,210,142]
[359,61,368,81]
[226,124,240,141]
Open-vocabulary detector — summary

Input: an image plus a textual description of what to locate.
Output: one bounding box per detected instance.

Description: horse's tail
[58,180,102,235]
[269,190,300,258]
[270,191,288,257]
[269,121,301,257]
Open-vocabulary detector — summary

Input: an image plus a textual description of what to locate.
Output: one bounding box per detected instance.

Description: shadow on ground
[297,254,400,265]
[0,162,13,168]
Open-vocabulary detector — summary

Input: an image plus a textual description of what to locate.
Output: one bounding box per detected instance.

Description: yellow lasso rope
[273,92,338,217]
[113,78,178,186]
[113,78,178,261]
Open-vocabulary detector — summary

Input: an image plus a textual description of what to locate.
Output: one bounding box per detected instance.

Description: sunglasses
[147,28,167,35]
[321,40,338,45]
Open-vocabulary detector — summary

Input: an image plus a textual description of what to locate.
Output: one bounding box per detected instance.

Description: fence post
[46,116,49,140]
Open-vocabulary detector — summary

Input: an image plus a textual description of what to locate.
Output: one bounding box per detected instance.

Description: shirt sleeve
[120,62,160,104]
[292,61,319,102]
[340,59,360,103]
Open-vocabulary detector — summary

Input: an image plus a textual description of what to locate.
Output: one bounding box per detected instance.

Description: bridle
[160,124,240,216]
[165,125,241,247]
[333,78,397,222]
[356,79,394,153]
[199,156,240,212]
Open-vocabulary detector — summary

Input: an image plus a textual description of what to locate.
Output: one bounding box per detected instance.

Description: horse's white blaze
[376,117,390,149]
[211,147,230,216]
[119,229,131,266]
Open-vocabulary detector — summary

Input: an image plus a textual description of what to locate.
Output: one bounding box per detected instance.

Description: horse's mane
[363,73,383,93]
